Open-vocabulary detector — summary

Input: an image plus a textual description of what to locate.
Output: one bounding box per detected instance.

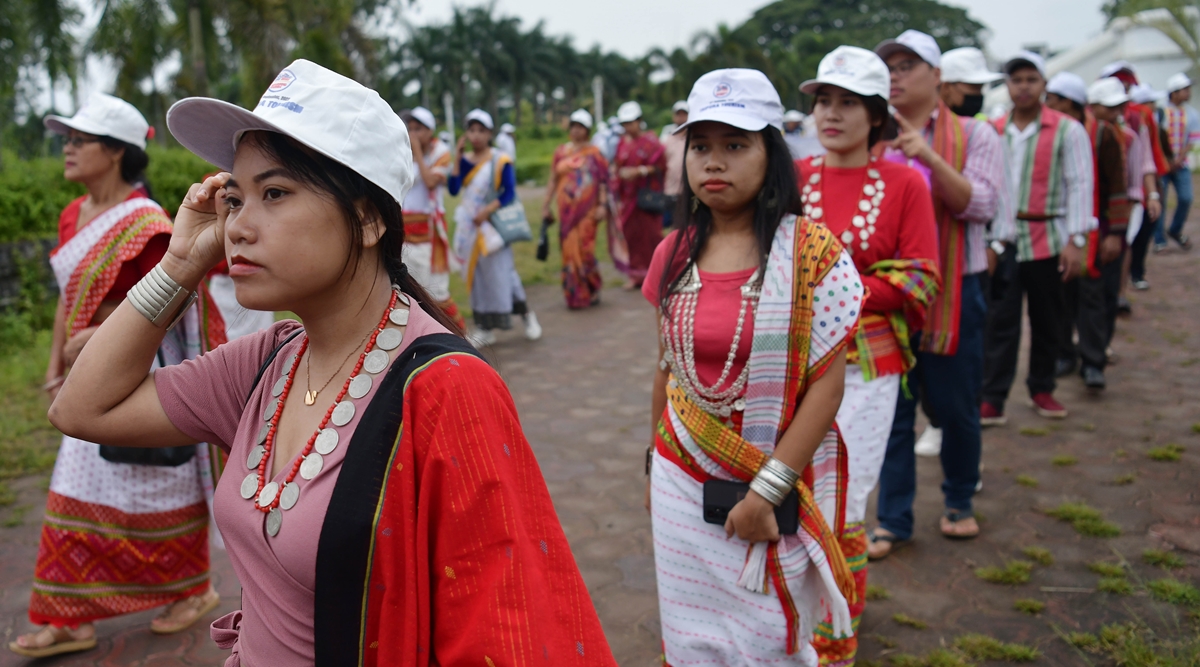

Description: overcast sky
[405,0,1109,61]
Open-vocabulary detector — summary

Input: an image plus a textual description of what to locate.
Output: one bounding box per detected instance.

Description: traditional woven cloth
[653,215,862,663]
[849,259,940,380]
[812,522,868,667]
[34,196,227,625]
[994,106,1075,261]
[919,101,969,356]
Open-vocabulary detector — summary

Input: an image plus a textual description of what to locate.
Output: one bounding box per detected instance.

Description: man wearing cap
[1046,75,1130,389]
[982,51,1094,424]
[399,106,466,331]
[659,100,689,139]
[939,47,1001,119]
[495,122,517,161]
[1153,73,1198,251]
[1104,62,1171,181]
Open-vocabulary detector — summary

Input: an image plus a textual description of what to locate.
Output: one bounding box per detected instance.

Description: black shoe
[1117,296,1132,316]
[1055,357,1078,378]
[1082,366,1106,390]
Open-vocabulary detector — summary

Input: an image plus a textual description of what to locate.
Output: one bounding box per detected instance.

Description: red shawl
[919,101,968,356]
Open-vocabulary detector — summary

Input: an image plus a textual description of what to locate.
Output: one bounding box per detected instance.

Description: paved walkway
[2,228,1198,666]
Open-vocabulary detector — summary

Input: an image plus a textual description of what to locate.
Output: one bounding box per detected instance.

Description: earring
[691,196,700,213]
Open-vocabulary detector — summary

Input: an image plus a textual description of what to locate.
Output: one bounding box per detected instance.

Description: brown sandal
[8,624,97,658]
[867,529,909,561]
[150,588,221,635]
[940,509,980,539]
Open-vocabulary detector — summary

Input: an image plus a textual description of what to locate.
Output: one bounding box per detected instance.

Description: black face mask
[953,94,984,118]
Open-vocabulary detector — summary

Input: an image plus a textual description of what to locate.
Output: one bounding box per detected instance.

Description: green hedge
[0,147,216,243]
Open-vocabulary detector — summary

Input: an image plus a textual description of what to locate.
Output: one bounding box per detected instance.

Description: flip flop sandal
[150,590,221,635]
[940,509,980,540]
[867,529,909,561]
[7,626,97,658]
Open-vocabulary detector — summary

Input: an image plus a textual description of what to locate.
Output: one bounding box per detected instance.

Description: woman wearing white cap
[614,100,666,289]
[10,94,227,658]
[643,68,860,664]
[449,108,542,345]
[42,60,615,666]
[542,109,610,308]
[796,46,941,666]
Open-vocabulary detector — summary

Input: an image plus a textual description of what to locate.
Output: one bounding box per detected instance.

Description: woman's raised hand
[165,173,230,286]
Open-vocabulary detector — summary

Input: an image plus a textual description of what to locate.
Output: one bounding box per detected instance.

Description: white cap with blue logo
[674,68,784,135]
[166,59,415,205]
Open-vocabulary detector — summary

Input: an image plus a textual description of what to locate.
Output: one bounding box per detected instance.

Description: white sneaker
[523,312,542,341]
[468,328,496,348]
[914,425,942,457]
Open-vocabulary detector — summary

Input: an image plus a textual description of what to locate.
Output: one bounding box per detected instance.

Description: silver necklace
[801,156,886,253]
[660,263,761,419]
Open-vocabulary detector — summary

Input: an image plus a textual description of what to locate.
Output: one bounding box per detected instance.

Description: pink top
[155,299,448,666]
[642,231,756,392]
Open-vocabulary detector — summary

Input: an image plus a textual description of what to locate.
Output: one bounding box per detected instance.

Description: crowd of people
[6,22,1195,667]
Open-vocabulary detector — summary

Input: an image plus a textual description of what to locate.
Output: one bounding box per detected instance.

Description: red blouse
[794,158,938,315]
[57,192,170,302]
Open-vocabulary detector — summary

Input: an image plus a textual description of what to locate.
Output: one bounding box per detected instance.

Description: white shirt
[401,140,451,214]
[495,133,516,161]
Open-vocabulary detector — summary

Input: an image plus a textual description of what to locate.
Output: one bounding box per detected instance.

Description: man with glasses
[868,30,1009,557]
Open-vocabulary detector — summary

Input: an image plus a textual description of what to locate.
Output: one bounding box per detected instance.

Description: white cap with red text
[875,30,941,68]
[167,59,415,204]
[801,46,890,100]
[674,68,784,134]
[46,93,152,150]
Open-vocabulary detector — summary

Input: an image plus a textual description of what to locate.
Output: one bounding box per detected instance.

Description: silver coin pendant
[240,473,259,499]
[279,482,300,510]
[348,374,373,399]
[271,375,287,397]
[389,308,409,326]
[257,481,279,507]
[262,398,279,422]
[300,452,324,480]
[376,328,403,351]
[266,507,283,537]
[331,401,356,427]
[314,428,339,455]
[247,445,266,469]
[363,349,389,374]
[397,292,411,306]
[257,423,270,445]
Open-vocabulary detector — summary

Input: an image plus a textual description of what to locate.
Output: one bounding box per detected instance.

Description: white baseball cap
[1099,60,1136,79]
[166,59,415,205]
[407,106,437,131]
[1088,77,1131,107]
[45,93,151,150]
[1167,73,1193,93]
[674,68,784,134]
[569,108,594,129]
[1046,72,1088,106]
[1004,50,1047,78]
[940,48,1001,85]
[801,46,890,100]
[672,100,689,113]
[617,101,643,123]
[500,122,515,134]
[464,109,494,130]
[783,109,805,123]
[1131,84,1165,104]
[875,30,941,68]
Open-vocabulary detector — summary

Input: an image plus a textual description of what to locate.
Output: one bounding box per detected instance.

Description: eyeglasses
[63,136,103,148]
[887,59,925,76]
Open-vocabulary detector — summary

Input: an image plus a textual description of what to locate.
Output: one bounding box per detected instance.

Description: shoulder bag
[486,153,533,245]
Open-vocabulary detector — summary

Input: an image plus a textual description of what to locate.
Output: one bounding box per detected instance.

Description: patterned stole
[1126,103,1169,176]
[852,259,941,380]
[1165,105,1188,159]
[920,101,968,356]
[1083,114,1131,278]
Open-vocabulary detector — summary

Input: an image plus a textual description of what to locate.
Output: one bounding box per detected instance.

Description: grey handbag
[485,153,533,244]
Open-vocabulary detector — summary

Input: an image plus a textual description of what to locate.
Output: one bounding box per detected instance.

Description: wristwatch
[989,240,1006,256]
[1071,233,1087,249]
[1149,192,1161,201]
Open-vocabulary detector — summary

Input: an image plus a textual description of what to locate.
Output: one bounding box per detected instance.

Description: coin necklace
[800,155,886,254]
[305,327,372,405]
[243,288,402,537]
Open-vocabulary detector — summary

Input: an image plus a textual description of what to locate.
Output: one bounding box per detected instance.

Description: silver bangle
[128,264,197,330]
[750,458,800,507]
[762,457,800,487]
[750,475,788,506]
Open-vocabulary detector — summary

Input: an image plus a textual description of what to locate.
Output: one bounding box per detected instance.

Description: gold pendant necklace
[306,328,373,406]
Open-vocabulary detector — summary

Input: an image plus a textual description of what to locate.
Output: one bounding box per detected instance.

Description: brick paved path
[2,224,1197,666]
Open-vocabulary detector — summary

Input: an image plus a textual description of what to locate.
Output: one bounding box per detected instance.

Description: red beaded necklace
[253,289,400,513]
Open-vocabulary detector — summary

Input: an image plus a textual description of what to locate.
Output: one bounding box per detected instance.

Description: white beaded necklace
[660,263,761,419]
[801,156,886,254]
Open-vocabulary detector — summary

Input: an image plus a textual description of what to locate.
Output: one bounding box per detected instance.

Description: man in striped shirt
[982,52,1095,423]
[1154,73,1198,250]
[869,30,1009,556]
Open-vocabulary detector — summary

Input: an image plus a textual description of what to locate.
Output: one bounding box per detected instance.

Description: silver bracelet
[128,264,197,330]
[749,475,788,506]
[762,457,800,487]
[749,458,800,507]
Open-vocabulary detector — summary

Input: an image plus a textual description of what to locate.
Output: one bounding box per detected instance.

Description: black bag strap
[246,328,305,404]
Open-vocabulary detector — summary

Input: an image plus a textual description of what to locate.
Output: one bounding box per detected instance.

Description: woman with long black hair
[643,68,861,664]
[42,60,614,666]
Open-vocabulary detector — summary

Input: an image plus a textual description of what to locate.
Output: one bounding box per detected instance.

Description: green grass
[1,504,30,528]
[1143,549,1187,570]
[1192,422,1200,433]
[1045,502,1121,537]
[1097,622,1200,666]
[892,613,928,629]
[953,633,1040,661]
[0,329,60,480]
[1098,577,1135,595]
[1019,426,1049,436]
[976,560,1035,585]
[1113,473,1137,485]
[866,584,891,601]
[1015,474,1038,487]
[1147,578,1200,606]
[1147,444,1185,462]
[1022,546,1054,565]
[1014,598,1045,614]
[1051,454,1078,466]
[1088,561,1127,577]
[1066,631,1099,650]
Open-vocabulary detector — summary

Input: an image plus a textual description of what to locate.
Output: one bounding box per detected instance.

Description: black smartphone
[702,479,800,535]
